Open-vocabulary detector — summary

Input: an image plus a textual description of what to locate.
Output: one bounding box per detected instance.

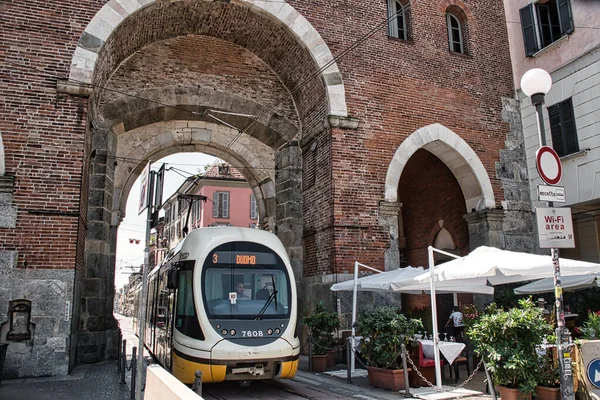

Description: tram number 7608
[242,330,264,337]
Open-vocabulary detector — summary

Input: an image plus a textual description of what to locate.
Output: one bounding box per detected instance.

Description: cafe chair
[452,344,471,383]
[416,341,444,387]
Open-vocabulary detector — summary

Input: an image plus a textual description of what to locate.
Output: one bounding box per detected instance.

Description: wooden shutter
[387,0,398,37]
[250,194,257,219]
[548,103,565,156]
[520,4,538,56]
[222,192,229,218]
[213,192,219,218]
[561,99,578,155]
[557,0,574,35]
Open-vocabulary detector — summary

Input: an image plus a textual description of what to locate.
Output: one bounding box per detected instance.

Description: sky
[115,152,217,289]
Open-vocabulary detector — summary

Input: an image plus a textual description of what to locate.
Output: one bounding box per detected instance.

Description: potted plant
[467,299,552,400]
[355,306,423,391]
[535,344,560,400]
[303,301,340,372]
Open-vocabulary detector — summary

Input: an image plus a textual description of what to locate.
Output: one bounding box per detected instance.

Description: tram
[132,227,300,384]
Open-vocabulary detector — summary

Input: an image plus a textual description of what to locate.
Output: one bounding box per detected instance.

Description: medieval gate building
[0,0,534,378]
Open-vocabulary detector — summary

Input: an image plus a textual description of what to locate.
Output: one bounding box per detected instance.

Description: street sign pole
[135,169,155,400]
[533,102,575,400]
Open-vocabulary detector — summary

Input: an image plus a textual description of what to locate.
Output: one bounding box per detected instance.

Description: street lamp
[520,68,575,400]
[520,68,552,147]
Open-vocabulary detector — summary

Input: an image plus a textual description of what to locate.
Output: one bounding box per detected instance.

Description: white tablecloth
[418,339,465,365]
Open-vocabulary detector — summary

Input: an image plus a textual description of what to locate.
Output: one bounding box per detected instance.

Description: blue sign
[587,358,600,388]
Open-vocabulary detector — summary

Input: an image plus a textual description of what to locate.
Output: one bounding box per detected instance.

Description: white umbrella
[413,245,600,388]
[514,274,600,294]
[330,266,425,292]
[413,246,600,286]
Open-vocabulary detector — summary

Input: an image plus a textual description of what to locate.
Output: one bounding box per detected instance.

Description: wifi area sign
[536,207,575,249]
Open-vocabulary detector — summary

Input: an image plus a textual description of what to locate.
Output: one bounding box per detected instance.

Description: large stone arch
[76,0,338,364]
[385,123,495,211]
[70,0,348,119]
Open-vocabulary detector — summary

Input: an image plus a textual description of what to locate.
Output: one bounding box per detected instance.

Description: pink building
[163,163,257,247]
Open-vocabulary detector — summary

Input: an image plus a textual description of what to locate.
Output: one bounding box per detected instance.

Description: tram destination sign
[538,184,566,203]
[536,207,575,249]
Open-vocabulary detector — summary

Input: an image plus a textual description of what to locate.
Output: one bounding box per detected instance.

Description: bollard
[346,336,352,384]
[121,339,127,384]
[193,370,203,396]
[117,331,122,371]
[308,334,312,372]
[131,346,137,400]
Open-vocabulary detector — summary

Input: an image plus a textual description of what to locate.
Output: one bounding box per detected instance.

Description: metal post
[308,333,312,372]
[117,331,122,371]
[136,170,155,400]
[428,246,442,388]
[401,344,411,397]
[121,339,127,384]
[131,346,137,400]
[346,336,352,384]
[350,260,359,373]
[534,101,575,400]
[483,361,497,400]
[193,370,203,396]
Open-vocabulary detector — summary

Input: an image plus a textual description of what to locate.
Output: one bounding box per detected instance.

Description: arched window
[446,13,464,53]
[387,0,410,40]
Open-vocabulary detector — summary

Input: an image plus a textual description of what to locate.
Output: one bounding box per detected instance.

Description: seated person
[236,282,250,300]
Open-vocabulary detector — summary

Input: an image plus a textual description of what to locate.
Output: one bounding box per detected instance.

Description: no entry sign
[536,146,562,185]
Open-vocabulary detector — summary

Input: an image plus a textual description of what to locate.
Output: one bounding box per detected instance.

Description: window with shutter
[547,98,578,157]
[520,0,573,57]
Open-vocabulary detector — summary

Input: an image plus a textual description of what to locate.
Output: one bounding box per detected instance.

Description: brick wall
[296,0,514,275]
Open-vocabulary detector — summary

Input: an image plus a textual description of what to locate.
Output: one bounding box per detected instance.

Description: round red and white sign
[536,146,562,185]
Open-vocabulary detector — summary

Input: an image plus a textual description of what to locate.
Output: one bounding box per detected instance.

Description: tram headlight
[216,324,221,329]
[275,328,280,334]
[280,323,285,328]
[267,328,273,335]
[221,329,228,335]
[230,329,236,336]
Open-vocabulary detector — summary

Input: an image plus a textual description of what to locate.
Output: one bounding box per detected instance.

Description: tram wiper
[255,289,278,320]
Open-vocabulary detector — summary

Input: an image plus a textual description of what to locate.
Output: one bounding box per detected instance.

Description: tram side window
[175,268,204,340]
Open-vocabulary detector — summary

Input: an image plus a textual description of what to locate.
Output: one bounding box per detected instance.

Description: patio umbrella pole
[428,246,443,388]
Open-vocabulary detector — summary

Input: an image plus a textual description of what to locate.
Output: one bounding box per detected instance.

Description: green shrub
[467,298,552,394]
[356,307,423,370]
[303,301,340,355]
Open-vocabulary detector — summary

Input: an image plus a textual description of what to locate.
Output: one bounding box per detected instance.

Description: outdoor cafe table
[418,339,466,365]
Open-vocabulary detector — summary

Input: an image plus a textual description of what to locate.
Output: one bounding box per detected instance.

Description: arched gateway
[72,0,350,365]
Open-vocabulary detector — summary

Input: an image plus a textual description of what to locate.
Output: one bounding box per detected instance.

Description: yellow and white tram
[133,227,300,384]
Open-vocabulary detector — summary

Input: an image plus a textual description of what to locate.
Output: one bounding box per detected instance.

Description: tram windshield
[202,242,291,319]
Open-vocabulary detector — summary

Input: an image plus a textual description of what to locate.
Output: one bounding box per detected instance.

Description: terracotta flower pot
[366,366,411,391]
[535,385,560,400]
[311,354,328,372]
[497,386,532,400]
[326,349,336,367]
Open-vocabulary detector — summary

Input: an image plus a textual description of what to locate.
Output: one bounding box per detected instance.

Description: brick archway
[70,0,347,119]
[385,123,495,211]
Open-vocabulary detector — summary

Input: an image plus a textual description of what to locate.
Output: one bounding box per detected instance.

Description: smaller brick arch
[0,133,4,175]
[384,123,495,212]
[438,0,473,20]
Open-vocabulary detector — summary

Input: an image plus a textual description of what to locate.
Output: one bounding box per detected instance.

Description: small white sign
[538,185,566,203]
[138,162,151,215]
[536,207,575,248]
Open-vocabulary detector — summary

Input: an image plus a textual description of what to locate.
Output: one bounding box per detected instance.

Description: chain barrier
[346,339,485,393]
[404,350,484,392]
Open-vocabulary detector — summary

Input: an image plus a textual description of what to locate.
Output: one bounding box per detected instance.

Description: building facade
[504,0,600,262]
[0,0,533,377]
[162,163,257,248]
